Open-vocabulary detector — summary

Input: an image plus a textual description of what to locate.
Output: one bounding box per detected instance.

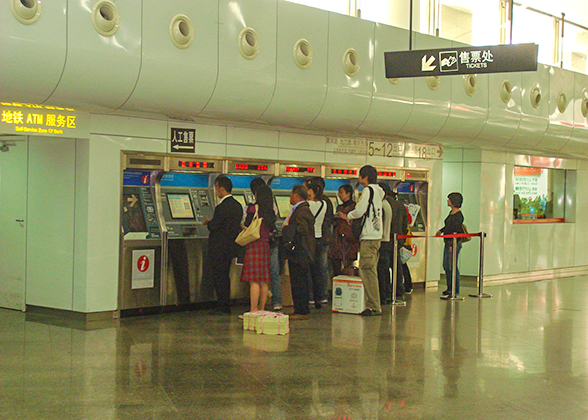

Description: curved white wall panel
[200,0,277,122]
[121,0,218,117]
[258,1,328,128]
[307,13,374,132]
[47,0,142,111]
[357,24,413,136]
[0,0,66,104]
[507,65,550,151]
[566,73,588,155]
[539,67,574,152]
[435,71,488,145]
[471,73,521,148]
[396,34,452,142]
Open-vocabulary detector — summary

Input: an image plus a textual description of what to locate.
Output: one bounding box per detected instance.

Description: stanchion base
[440,295,465,301]
[391,300,407,306]
[469,293,492,298]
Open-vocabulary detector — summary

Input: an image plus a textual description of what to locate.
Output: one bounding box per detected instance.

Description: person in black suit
[204,175,243,314]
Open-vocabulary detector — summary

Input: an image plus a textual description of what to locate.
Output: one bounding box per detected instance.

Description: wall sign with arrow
[170,128,196,153]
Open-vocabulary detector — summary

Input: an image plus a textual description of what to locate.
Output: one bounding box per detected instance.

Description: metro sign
[385,43,538,79]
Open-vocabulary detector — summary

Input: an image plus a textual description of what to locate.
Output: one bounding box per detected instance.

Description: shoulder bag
[235,206,263,246]
[351,186,374,240]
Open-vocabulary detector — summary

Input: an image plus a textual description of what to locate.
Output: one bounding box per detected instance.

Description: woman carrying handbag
[239,184,277,317]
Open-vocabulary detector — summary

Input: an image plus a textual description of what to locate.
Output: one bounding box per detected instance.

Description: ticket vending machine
[393,170,429,286]
[271,163,321,230]
[157,157,221,307]
[119,155,165,312]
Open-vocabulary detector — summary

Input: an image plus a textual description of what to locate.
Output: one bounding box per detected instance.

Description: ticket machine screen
[167,193,195,219]
[275,195,292,218]
[233,194,247,209]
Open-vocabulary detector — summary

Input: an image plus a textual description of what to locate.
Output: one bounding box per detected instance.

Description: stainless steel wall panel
[477,162,505,276]
[471,73,522,148]
[507,65,550,151]
[565,73,588,156]
[200,0,277,122]
[503,224,530,274]
[258,1,328,128]
[538,67,574,152]
[396,34,453,142]
[47,0,142,110]
[121,0,218,117]
[528,223,554,271]
[552,223,575,268]
[0,0,67,104]
[357,24,413,136]
[307,13,374,132]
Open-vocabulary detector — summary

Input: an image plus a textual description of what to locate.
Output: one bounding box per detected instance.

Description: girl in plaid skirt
[240,184,276,313]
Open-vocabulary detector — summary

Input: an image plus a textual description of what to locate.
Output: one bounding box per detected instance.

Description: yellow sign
[0,101,88,137]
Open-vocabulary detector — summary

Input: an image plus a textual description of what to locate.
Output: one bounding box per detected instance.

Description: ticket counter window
[513,167,571,223]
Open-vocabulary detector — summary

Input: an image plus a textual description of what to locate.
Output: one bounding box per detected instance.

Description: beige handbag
[235,206,263,246]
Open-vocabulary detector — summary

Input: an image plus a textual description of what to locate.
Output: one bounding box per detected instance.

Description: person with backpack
[338,165,384,316]
[305,178,329,308]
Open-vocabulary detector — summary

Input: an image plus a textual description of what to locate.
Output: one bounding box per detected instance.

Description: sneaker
[405,289,413,295]
[309,300,315,305]
[320,299,328,304]
[273,306,282,312]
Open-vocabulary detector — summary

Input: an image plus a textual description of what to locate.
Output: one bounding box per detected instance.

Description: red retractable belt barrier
[397,232,484,239]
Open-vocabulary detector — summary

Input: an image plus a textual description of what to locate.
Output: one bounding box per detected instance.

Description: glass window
[512,167,570,223]
[562,24,588,74]
[512,5,557,66]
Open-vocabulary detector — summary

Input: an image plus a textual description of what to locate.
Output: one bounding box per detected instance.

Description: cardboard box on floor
[332,276,365,314]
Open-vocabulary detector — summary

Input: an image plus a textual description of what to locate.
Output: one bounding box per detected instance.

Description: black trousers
[209,251,233,310]
[288,259,311,315]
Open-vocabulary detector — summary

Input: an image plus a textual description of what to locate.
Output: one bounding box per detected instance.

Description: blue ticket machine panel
[122,170,161,239]
[159,172,215,238]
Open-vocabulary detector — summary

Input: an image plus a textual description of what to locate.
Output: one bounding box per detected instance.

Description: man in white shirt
[338,165,384,316]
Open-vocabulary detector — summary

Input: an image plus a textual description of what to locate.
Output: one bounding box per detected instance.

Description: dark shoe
[360,309,382,316]
[405,289,413,295]
[442,290,451,296]
[290,313,310,320]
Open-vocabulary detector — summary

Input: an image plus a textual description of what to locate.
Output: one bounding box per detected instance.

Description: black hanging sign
[385,43,538,79]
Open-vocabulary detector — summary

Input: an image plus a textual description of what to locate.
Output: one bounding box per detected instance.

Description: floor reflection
[3,277,588,418]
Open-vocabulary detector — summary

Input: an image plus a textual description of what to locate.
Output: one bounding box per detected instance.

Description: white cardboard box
[332,276,365,314]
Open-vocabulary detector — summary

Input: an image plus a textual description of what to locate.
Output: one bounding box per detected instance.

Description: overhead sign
[0,101,88,137]
[385,43,538,78]
[170,128,196,153]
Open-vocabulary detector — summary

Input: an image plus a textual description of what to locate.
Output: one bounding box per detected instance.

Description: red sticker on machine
[137,255,150,272]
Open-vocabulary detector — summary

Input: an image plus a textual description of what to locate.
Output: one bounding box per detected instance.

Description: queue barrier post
[391,234,406,307]
[441,236,465,301]
[469,232,492,299]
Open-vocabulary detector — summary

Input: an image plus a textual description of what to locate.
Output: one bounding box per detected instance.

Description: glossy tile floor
[3,277,588,419]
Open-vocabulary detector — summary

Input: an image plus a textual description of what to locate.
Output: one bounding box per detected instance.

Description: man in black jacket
[281,185,315,319]
[204,175,243,314]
